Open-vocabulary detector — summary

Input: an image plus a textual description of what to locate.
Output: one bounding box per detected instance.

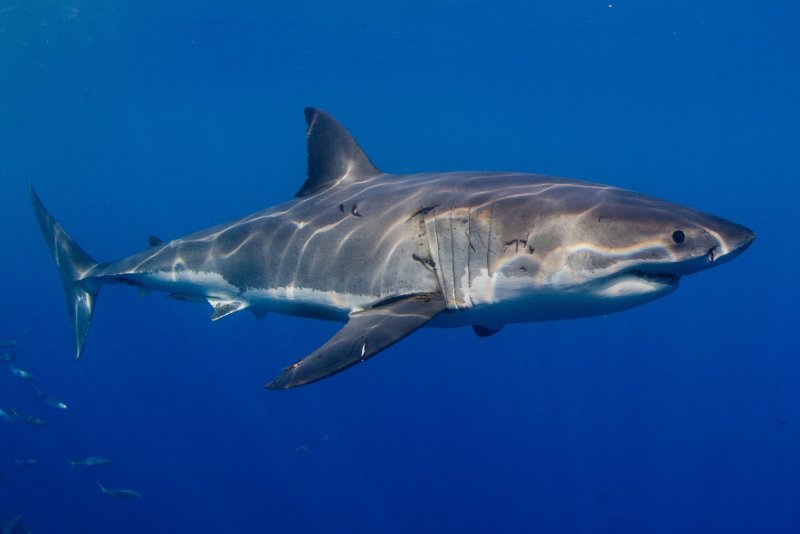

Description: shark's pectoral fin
[472,325,502,338]
[209,299,247,321]
[267,292,446,389]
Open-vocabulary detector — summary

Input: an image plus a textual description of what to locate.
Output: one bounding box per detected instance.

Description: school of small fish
[1,337,142,530]
[2,333,330,528]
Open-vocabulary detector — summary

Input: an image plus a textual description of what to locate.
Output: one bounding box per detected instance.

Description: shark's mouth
[631,270,681,286]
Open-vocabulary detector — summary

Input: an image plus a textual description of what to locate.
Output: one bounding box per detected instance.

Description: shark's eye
[672,230,685,244]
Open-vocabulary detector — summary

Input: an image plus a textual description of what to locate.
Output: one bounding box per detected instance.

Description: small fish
[35,387,68,410]
[98,481,141,500]
[0,408,13,423]
[1,514,23,534]
[4,409,46,426]
[69,457,110,469]
[42,397,68,410]
[9,364,34,380]
[13,458,36,467]
[0,340,16,348]
[23,416,47,427]
[295,434,329,452]
[0,353,14,363]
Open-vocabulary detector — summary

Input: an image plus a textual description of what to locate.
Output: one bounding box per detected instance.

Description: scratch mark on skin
[412,253,436,270]
[408,205,438,220]
[505,239,529,253]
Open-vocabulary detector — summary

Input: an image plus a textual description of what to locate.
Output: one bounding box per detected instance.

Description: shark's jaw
[591,232,756,303]
[630,270,681,285]
[594,269,680,300]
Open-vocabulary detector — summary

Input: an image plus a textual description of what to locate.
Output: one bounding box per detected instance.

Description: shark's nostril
[707,246,719,263]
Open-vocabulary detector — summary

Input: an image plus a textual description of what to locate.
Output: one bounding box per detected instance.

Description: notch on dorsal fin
[295,108,381,198]
[148,235,165,247]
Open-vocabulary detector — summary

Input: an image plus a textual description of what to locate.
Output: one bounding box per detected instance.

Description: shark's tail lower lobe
[30,186,101,359]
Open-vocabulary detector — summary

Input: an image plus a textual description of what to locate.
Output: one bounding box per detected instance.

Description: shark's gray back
[96,168,702,319]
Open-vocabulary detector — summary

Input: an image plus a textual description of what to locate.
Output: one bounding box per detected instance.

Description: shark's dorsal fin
[148,235,165,247]
[295,108,380,198]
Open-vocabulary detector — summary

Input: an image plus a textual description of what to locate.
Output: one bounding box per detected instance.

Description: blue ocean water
[1,1,798,532]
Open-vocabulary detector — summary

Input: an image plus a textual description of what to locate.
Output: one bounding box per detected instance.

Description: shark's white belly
[133,261,674,327]
[136,270,383,322]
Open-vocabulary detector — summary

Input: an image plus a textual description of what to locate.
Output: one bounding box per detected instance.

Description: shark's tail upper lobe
[30,186,101,359]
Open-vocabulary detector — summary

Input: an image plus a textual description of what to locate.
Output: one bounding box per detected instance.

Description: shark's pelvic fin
[472,325,502,338]
[30,186,101,360]
[295,107,381,198]
[209,299,246,321]
[267,293,445,389]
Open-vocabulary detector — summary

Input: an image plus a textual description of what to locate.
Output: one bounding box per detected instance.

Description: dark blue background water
[1,1,798,532]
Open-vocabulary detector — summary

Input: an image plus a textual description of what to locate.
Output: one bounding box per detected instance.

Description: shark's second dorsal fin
[295,108,380,198]
[148,236,165,247]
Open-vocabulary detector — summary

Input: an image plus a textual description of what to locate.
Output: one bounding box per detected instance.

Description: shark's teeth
[631,270,680,285]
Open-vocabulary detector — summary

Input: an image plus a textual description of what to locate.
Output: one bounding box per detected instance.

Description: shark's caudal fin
[30,186,101,359]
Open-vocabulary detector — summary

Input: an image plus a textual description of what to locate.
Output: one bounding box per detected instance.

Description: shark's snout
[638,215,755,277]
[710,221,756,266]
[733,227,757,252]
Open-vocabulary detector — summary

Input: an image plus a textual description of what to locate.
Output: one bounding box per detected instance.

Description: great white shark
[32,108,755,389]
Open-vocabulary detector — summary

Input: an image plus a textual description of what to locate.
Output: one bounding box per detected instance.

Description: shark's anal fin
[267,292,445,389]
[473,325,502,338]
[209,299,246,321]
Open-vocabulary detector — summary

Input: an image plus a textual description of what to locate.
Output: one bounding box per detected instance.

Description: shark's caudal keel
[31,108,756,389]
